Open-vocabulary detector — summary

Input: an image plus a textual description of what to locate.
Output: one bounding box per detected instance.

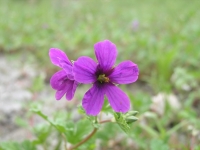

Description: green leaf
[32,124,51,144]
[113,112,131,134]
[30,75,44,92]
[139,124,158,138]
[0,141,36,150]
[194,145,200,150]
[15,117,28,128]
[65,119,93,144]
[31,107,94,145]
[30,108,72,134]
[21,141,37,150]
[150,139,169,150]
[0,142,21,150]
[78,105,100,128]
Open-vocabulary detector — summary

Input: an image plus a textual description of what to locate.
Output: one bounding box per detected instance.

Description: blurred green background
[0,0,200,150]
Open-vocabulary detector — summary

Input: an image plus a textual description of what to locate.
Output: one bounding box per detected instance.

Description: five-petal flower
[49,48,78,100]
[73,40,139,115]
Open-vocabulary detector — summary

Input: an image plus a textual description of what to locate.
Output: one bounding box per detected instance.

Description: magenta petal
[50,70,78,100]
[105,83,130,113]
[73,56,97,84]
[66,81,79,100]
[55,80,76,100]
[109,60,139,84]
[50,70,67,90]
[61,62,74,80]
[94,40,117,72]
[49,48,71,68]
[55,85,69,100]
[82,83,105,116]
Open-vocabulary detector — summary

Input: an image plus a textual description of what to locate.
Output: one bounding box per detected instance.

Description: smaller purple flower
[73,40,139,115]
[132,20,139,31]
[49,48,78,100]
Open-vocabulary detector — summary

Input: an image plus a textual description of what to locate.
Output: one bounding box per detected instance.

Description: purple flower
[49,48,78,100]
[73,40,139,115]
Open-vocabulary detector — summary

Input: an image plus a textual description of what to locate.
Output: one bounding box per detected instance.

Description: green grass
[0,0,200,149]
[1,0,200,85]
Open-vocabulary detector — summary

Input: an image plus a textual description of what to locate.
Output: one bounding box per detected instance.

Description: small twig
[69,128,98,150]
[28,93,38,139]
[100,119,112,124]
[190,135,195,150]
[42,144,47,150]
[62,133,68,150]
[68,119,112,150]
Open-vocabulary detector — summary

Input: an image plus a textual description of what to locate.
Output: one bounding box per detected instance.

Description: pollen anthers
[97,74,109,83]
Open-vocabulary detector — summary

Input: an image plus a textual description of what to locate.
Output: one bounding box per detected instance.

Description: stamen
[97,74,110,83]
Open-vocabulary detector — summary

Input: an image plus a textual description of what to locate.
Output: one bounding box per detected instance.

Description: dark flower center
[97,74,109,83]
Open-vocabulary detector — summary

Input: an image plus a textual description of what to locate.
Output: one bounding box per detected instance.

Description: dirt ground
[0,55,71,141]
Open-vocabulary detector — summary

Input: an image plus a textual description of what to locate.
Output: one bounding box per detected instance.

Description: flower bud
[125,111,138,117]
[125,116,138,124]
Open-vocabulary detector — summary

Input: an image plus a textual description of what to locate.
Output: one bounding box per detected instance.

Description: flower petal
[50,70,78,100]
[82,83,105,116]
[73,56,97,84]
[49,48,71,68]
[50,70,68,90]
[105,83,130,113]
[55,80,75,100]
[109,61,139,84]
[55,85,69,100]
[94,40,117,72]
[66,81,79,100]
[60,61,74,80]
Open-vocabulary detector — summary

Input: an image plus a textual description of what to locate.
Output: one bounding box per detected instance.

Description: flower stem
[68,128,98,150]
[68,119,112,150]
[100,119,112,124]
